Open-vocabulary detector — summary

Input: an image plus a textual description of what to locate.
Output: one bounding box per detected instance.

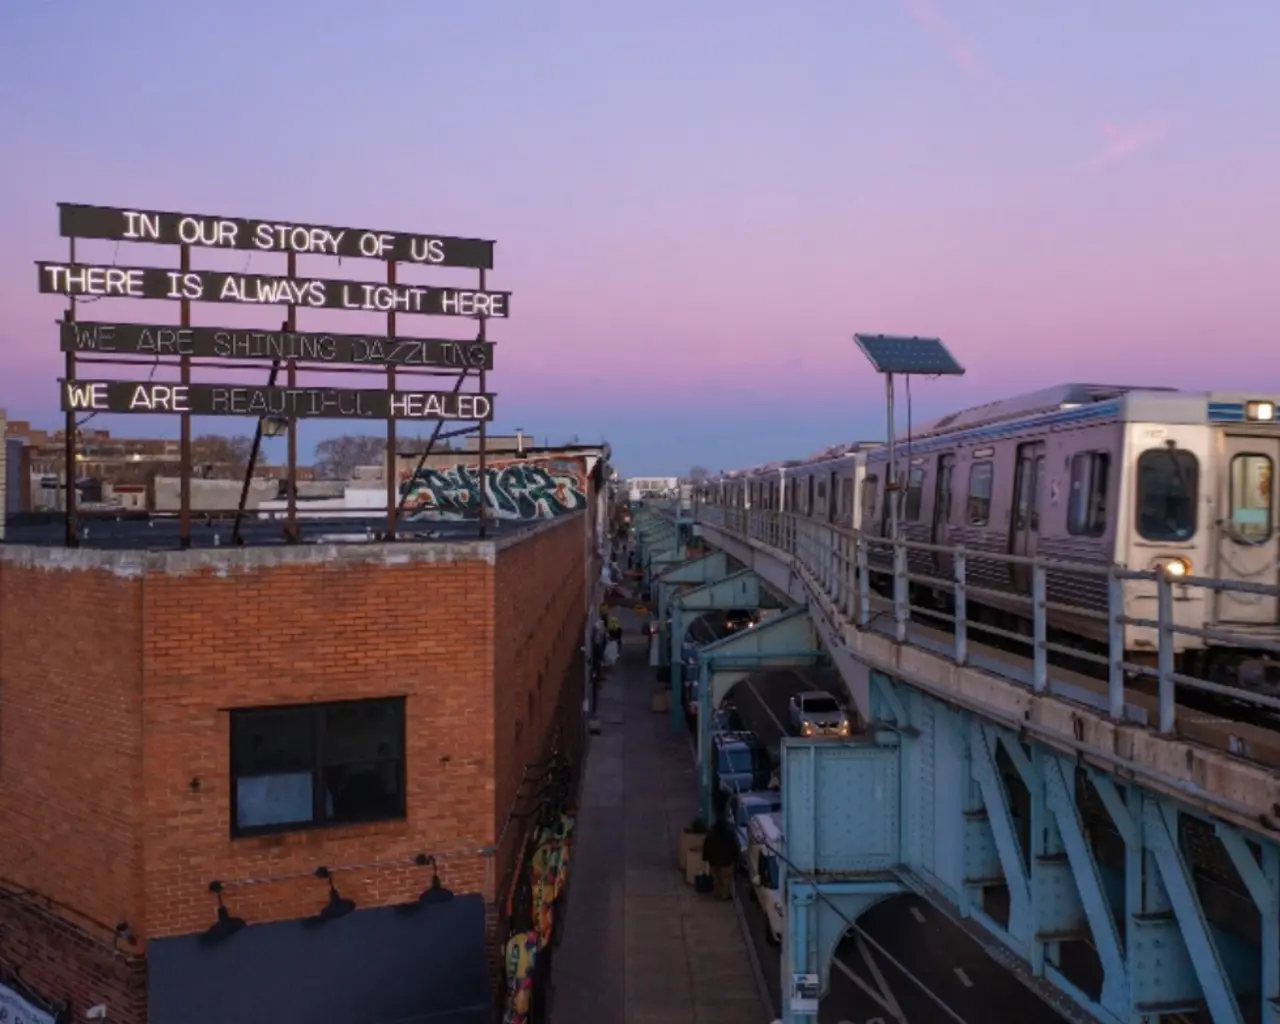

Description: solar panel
[854,334,965,377]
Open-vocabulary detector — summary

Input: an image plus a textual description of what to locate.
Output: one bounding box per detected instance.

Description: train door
[807,475,816,517]
[932,454,956,578]
[1217,435,1278,623]
[828,471,838,523]
[1009,442,1046,590]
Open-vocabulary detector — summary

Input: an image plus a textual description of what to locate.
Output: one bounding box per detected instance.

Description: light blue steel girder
[779,738,906,1022]
[1142,800,1245,1023]
[1215,822,1280,1022]
[655,551,731,667]
[668,569,762,732]
[769,667,1280,1023]
[783,879,906,1023]
[1042,754,1129,1015]
[656,550,730,630]
[694,606,821,821]
[887,668,1274,1024]
[966,719,1033,952]
[781,738,901,876]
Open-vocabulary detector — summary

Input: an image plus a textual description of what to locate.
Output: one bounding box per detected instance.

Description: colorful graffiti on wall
[402,456,589,521]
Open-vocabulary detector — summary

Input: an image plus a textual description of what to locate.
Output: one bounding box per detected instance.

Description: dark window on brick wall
[229,697,406,837]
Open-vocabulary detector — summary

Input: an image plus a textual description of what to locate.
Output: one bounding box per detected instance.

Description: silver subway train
[697,383,1280,693]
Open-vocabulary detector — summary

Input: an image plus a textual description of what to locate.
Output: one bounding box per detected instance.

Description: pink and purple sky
[2,0,1278,475]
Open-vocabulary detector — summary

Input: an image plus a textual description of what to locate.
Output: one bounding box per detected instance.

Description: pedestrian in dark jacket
[701,819,737,901]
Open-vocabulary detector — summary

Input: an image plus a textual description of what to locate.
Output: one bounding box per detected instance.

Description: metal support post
[284,250,299,543]
[669,606,686,734]
[178,243,192,549]
[62,237,78,548]
[954,548,968,664]
[697,659,713,824]
[384,260,399,541]
[892,539,908,643]
[1107,566,1126,720]
[886,371,897,541]
[856,535,870,627]
[1031,561,1047,691]
[1156,570,1175,734]
[477,266,489,539]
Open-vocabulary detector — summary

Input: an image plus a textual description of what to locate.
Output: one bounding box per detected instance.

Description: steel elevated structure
[633,502,1280,1024]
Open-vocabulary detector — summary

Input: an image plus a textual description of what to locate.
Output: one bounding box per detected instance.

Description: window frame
[229,696,408,839]
[860,475,879,523]
[903,466,926,522]
[1227,451,1274,546]
[1067,451,1111,538]
[966,460,995,527]
[1134,448,1200,543]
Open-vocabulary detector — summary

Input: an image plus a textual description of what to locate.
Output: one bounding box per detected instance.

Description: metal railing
[693,503,1280,737]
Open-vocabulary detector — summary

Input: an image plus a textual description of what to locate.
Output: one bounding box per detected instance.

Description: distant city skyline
[3,0,1278,476]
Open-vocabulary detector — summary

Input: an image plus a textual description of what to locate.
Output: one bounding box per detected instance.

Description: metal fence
[690,503,1280,736]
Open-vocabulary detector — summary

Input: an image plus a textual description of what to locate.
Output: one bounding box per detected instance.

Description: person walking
[701,818,737,901]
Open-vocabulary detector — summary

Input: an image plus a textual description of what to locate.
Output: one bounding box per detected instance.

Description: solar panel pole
[886,372,898,540]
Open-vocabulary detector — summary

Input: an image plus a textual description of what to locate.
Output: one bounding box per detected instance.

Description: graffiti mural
[402,456,589,521]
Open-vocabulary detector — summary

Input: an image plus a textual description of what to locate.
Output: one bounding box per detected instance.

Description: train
[696,383,1280,695]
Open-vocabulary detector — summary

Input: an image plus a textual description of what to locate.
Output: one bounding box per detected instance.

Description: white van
[745,811,785,946]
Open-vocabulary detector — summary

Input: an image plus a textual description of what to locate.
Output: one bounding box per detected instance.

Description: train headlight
[1152,556,1192,578]
[1246,400,1276,422]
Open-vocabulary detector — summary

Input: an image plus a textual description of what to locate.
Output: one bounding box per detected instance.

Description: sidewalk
[549,610,772,1024]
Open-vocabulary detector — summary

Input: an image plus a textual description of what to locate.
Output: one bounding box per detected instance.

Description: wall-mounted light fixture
[200,881,246,945]
[395,854,454,913]
[304,866,356,928]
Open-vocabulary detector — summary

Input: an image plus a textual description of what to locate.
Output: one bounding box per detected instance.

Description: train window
[1135,448,1199,542]
[966,461,994,526]
[860,476,879,523]
[903,467,926,521]
[1067,452,1110,537]
[817,482,827,500]
[1229,453,1273,544]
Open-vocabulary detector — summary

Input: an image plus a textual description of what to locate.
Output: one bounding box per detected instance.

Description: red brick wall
[0,558,146,944]
[137,549,496,940]
[0,515,597,1022]
[491,516,592,899]
[0,899,144,1024]
[0,555,147,1022]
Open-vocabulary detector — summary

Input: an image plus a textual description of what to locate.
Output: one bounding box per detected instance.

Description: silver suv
[788,691,850,738]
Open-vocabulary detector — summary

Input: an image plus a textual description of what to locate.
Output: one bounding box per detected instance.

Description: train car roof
[912,383,1173,438]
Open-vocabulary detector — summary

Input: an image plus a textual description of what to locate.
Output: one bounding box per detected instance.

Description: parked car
[724,608,758,633]
[726,789,783,856]
[711,732,774,811]
[787,691,851,738]
[710,704,745,735]
[746,811,786,946]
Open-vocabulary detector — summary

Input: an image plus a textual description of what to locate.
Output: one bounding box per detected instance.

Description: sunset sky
[2,0,1278,475]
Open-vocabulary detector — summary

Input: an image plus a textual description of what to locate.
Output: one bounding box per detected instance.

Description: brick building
[0,456,610,1023]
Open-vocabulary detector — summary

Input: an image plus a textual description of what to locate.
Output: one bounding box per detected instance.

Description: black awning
[147,892,494,1024]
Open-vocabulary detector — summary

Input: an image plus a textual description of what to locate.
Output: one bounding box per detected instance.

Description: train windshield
[1136,448,1199,542]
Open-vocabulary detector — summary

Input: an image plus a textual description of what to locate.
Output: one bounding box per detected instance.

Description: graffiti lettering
[402,458,588,521]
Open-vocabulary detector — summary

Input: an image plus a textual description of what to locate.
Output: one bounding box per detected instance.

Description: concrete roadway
[724,667,1077,1024]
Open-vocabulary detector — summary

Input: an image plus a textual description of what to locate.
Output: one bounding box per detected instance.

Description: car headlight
[1151,556,1192,578]
[838,720,850,736]
[800,721,813,736]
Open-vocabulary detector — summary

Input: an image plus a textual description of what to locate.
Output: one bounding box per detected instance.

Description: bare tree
[687,465,711,483]
[314,434,387,480]
[192,434,256,478]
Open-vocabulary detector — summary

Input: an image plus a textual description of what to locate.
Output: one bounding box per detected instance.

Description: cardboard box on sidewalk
[678,828,704,873]
[684,854,709,886]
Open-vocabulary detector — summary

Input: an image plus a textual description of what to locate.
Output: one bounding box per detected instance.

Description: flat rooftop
[2,513,547,551]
